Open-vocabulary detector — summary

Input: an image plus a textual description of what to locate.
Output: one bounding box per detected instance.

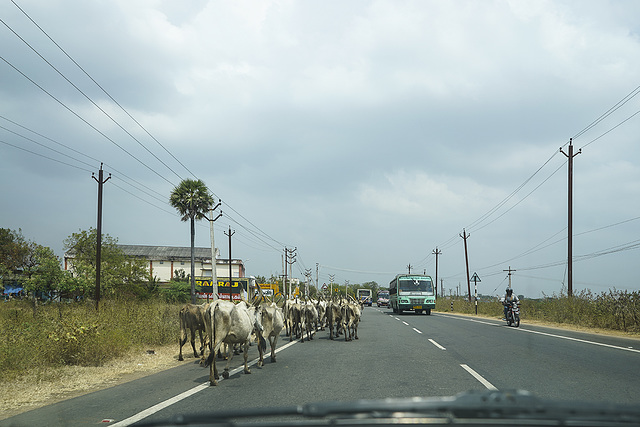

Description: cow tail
[179,308,187,347]
[204,302,220,367]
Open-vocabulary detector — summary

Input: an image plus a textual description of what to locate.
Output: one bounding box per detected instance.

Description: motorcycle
[505,300,520,327]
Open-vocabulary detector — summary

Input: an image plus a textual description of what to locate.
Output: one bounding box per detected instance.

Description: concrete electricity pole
[207,201,222,300]
[92,163,110,312]
[224,226,235,301]
[284,247,297,297]
[460,229,471,301]
[329,274,335,298]
[504,266,516,290]
[560,138,581,297]
[432,247,442,299]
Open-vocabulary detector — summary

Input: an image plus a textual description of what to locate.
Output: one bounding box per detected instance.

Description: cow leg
[198,329,205,356]
[243,342,251,374]
[190,329,199,358]
[270,335,278,362]
[178,328,187,361]
[257,336,265,367]
[222,343,234,379]
[207,345,220,386]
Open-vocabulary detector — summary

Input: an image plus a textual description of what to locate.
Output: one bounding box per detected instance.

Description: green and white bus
[389,274,435,315]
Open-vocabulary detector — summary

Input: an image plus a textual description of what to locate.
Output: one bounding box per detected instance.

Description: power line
[0,138,93,173]
[0,54,177,187]
[0,14,184,182]
[3,2,297,261]
[10,0,199,181]
[572,84,640,140]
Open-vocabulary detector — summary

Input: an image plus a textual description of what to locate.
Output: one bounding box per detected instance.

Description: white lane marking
[434,312,640,354]
[402,321,409,326]
[428,339,446,350]
[412,327,422,334]
[460,364,497,390]
[517,327,640,354]
[110,339,300,426]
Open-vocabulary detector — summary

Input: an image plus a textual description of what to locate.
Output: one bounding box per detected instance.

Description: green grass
[0,299,181,382]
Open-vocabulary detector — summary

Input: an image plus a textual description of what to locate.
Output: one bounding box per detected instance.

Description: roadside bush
[160,281,191,303]
[437,289,640,333]
[0,298,181,381]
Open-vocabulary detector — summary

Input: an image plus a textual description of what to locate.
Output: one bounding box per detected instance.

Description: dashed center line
[460,364,497,390]
[412,327,422,334]
[428,339,446,350]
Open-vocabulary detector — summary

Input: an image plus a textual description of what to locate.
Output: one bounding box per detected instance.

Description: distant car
[377,296,389,307]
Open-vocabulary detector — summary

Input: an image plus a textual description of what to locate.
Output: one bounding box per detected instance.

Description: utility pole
[285,247,297,297]
[460,229,471,301]
[316,263,319,293]
[504,266,516,290]
[329,274,335,298]
[560,138,581,297]
[432,247,441,299]
[407,264,412,274]
[345,280,350,298]
[92,163,110,312]
[224,226,235,302]
[304,268,312,298]
[207,201,222,300]
[283,248,287,297]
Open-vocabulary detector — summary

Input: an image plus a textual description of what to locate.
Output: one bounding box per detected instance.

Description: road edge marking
[435,312,640,354]
[110,338,300,426]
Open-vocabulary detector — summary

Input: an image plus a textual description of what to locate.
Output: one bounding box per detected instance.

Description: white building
[64,244,245,283]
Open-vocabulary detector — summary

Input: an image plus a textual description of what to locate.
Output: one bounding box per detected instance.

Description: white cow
[204,299,265,386]
[257,303,284,366]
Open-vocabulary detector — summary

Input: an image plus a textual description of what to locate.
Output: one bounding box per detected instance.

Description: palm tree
[169,179,214,303]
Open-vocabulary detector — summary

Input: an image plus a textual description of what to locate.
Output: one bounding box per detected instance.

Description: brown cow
[178,303,208,361]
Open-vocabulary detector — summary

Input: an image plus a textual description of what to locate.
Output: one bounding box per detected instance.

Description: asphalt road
[2,308,639,426]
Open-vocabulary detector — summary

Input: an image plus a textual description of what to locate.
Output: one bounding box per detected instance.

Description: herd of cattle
[178,293,364,386]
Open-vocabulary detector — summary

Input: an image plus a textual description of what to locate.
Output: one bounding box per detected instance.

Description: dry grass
[0,344,191,420]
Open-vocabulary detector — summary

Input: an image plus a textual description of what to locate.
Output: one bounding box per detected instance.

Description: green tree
[169,179,214,304]
[24,245,63,297]
[63,228,150,300]
[0,228,29,286]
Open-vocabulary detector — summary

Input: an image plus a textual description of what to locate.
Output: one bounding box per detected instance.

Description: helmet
[506,288,513,295]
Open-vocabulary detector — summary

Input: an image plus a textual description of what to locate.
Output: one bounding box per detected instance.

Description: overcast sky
[2,0,639,298]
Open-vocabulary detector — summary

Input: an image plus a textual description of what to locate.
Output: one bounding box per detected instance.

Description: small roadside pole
[470,272,481,315]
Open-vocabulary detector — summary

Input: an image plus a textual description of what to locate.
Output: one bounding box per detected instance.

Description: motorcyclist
[502,288,519,320]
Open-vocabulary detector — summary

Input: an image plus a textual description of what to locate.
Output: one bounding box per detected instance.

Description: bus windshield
[398,278,433,293]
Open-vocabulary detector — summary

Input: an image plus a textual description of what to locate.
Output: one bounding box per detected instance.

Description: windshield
[2,1,638,426]
[399,278,433,293]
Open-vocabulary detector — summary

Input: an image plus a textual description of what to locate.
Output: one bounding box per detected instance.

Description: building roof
[117,245,213,261]
[65,245,241,264]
